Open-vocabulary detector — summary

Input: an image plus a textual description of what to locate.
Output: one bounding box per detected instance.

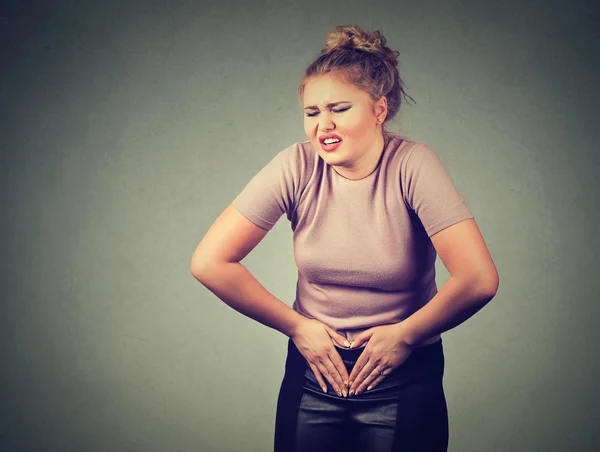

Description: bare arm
[190,204,305,337]
[191,204,351,396]
[346,218,499,395]
[398,217,499,347]
[193,262,306,337]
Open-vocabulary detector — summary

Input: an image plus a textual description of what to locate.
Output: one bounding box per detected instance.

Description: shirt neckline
[332,134,392,183]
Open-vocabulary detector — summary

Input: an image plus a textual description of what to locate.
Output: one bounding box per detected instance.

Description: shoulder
[265,140,319,197]
[280,140,317,163]
[393,136,436,160]
[280,140,320,180]
[383,135,435,170]
[254,140,316,177]
[387,137,451,177]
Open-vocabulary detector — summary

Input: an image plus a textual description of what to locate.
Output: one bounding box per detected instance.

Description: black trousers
[274,338,449,452]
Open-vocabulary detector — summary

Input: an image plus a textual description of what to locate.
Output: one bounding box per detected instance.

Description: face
[302,73,387,178]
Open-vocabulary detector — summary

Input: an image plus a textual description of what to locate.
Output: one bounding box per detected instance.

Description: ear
[375,95,388,121]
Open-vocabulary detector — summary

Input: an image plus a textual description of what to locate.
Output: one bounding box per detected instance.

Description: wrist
[395,321,417,350]
[286,314,309,339]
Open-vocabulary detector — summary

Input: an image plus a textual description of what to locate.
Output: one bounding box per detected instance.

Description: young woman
[191,24,499,452]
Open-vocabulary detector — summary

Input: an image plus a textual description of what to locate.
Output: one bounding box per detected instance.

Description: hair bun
[299,23,415,129]
[323,24,399,66]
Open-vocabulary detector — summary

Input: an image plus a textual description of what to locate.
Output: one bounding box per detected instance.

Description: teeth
[323,138,340,144]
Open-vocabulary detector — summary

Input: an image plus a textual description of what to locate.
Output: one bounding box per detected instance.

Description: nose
[318,112,336,131]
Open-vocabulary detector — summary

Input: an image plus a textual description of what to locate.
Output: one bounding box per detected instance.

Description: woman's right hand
[290,318,351,397]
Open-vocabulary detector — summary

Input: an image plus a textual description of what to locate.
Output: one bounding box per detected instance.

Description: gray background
[1,0,599,451]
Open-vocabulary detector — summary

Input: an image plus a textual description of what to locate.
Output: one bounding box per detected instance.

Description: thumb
[324,326,352,348]
[350,328,375,348]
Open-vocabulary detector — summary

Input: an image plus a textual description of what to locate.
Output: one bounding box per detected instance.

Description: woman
[191,24,499,452]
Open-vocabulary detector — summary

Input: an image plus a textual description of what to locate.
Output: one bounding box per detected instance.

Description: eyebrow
[303,101,351,110]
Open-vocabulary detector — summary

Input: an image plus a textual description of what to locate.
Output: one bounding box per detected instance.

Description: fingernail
[367,385,372,391]
[343,389,347,397]
[344,380,348,387]
[349,341,355,348]
[322,386,327,393]
[356,389,362,395]
[344,340,350,347]
[349,389,355,396]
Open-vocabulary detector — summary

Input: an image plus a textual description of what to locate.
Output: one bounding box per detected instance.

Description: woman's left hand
[347,323,414,396]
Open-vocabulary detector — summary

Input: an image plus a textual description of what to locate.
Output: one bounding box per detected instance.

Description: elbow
[457,269,498,305]
[190,255,211,281]
[190,263,204,281]
[191,256,234,281]
[478,270,499,301]
[454,264,499,300]
[190,263,202,280]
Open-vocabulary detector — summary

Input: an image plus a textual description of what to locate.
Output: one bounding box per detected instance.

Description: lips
[321,141,342,152]
[319,133,342,144]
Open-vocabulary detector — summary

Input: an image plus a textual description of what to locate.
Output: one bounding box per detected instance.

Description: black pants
[274,338,449,452]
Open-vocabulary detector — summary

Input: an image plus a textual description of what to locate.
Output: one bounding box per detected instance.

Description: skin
[302,73,387,181]
[346,324,414,395]
[192,73,498,400]
[290,72,415,397]
[294,72,498,398]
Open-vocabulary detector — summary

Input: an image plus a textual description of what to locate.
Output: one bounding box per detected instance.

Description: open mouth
[320,139,342,152]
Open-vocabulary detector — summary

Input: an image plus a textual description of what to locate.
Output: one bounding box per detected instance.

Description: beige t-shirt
[232,134,474,345]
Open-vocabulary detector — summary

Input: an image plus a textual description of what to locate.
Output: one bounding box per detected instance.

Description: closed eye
[305,107,350,118]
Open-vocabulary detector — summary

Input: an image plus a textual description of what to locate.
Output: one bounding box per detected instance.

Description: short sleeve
[231,145,301,231]
[402,143,474,237]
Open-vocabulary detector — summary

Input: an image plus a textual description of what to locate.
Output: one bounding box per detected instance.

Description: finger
[365,373,387,392]
[324,326,351,348]
[307,362,328,393]
[318,355,346,396]
[356,366,387,395]
[350,358,377,395]
[309,343,345,396]
[327,349,350,394]
[348,349,371,388]
[350,329,374,348]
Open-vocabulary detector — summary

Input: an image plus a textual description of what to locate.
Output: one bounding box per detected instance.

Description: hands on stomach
[290,319,415,397]
[290,318,351,397]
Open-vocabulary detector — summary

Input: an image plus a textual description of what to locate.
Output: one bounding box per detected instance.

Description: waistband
[286,337,443,365]
[283,337,446,385]
[333,338,443,362]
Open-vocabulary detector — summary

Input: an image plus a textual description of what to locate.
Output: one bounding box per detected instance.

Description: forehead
[303,74,367,106]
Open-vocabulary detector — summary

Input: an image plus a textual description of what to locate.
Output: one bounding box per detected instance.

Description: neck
[333,133,386,181]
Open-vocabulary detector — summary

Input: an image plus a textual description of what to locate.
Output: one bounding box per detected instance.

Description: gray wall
[1,0,599,451]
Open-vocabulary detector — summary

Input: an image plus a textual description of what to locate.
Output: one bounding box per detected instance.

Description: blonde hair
[298,24,415,135]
